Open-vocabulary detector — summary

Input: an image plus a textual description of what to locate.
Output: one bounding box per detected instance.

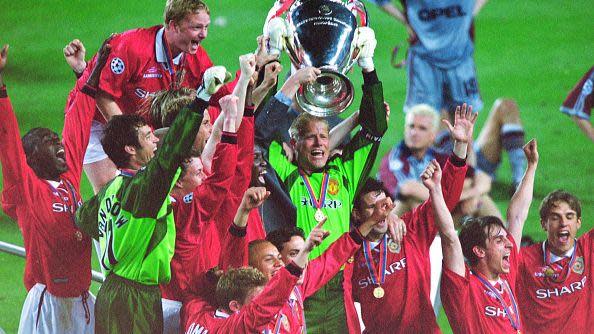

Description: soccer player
[66,0,234,193]
[438,139,539,333]
[345,104,473,333]
[0,40,109,333]
[517,189,593,332]
[261,26,387,332]
[75,64,228,333]
[560,66,594,142]
[368,0,488,114]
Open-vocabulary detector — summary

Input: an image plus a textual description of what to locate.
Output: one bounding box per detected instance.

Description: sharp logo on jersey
[300,197,342,209]
[52,200,82,213]
[98,195,129,238]
[183,193,194,204]
[418,5,466,22]
[328,178,340,195]
[134,88,157,99]
[185,323,209,334]
[110,57,125,74]
[357,258,407,288]
[535,276,587,299]
[484,306,511,318]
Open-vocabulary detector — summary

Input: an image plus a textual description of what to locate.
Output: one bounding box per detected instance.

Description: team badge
[543,267,555,278]
[388,239,401,253]
[328,178,339,196]
[572,257,585,274]
[347,256,354,264]
[110,57,125,74]
[183,193,194,204]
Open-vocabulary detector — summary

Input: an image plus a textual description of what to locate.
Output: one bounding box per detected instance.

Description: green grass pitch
[0,0,592,332]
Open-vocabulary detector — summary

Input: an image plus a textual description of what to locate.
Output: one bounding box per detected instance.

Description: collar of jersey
[155,27,183,66]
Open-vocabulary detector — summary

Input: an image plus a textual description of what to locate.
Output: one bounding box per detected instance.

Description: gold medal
[388,240,401,253]
[544,267,555,277]
[373,286,385,299]
[314,208,326,223]
[74,231,83,242]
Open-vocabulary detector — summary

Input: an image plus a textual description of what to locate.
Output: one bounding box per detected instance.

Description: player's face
[280,236,305,264]
[251,147,268,187]
[134,125,159,167]
[483,226,513,277]
[251,242,284,280]
[404,115,436,151]
[36,130,68,179]
[355,190,389,236]
[295,121,330,173]
[180,157,205,191]
[541,201,582,255]
[173,10,210,55]
[193,109,211,153]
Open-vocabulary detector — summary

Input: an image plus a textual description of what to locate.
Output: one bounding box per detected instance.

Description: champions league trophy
[266,0,369,117]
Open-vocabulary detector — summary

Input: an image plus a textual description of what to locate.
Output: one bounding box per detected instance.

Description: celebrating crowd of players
[0,0,592,333]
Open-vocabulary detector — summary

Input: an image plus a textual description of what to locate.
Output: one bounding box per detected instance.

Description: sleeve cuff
[449,154,467,167]
[229,223,247,237]
[285,262,304,277]
[221,132,238,144]
[349,229,364,245]
[244,105,255,117]
[274,91,292,107]
[362,70,380,85]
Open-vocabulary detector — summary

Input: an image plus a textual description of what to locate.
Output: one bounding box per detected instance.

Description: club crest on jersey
[572,257,585,274]
[328,178,340,195]
[110,57,125,74]
[388,239,401,253]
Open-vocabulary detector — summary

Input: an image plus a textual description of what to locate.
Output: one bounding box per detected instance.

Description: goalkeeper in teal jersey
[265,27,388,332]
[76,66,231,333]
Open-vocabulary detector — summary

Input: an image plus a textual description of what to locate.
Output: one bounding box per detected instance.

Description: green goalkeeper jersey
[76,99,206,285]
[268,77,386,259]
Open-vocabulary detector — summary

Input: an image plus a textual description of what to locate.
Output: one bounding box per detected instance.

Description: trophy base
[296,69,354,117]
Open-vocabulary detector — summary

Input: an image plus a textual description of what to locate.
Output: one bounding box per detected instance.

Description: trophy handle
[343,0,369,74]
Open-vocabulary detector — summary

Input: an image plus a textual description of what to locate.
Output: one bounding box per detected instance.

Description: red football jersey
[0,81,93,297]
[160,137,237,302]
[517,229,594,333]
[349,156,467,333]
[441,236,521,334]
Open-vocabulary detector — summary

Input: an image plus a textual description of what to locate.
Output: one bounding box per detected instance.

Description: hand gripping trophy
[265,0,375,117]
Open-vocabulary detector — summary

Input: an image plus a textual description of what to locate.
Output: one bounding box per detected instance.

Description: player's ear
[124,145,136,156]
[228,300,242,313]
[472,245,486,260]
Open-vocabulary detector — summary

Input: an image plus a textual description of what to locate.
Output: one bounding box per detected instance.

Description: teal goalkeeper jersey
[76,99,206,285]
[268,78,386,259]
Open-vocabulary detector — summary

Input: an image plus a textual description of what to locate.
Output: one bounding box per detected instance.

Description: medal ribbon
[291,287,306,334]
[48,179,79,225]
[161,32,186,90]
[362,234,388,287]
[299,170,329,211]
[472,272,520,331]
[542,240,577,283]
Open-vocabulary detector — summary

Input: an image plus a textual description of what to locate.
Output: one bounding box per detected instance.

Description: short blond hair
[141,87,195,129]
[405,104,439,132]
[216,267,267,311]
[288,113,329,141]
[164,0,209,25]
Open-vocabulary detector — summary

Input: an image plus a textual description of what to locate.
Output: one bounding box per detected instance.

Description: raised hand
[442,103,478,144]
[63,39,87,74]
[387,212,407,245]
[304,216,330,252]
[293,67,321,85]
[0,44,8,73]
[198,65,232,100]
[239,53,257,80]
[219,94,239,120]
[255,35,279,70]
[240,187,270,212]
[523,138,538,166]
[421,159,442,192]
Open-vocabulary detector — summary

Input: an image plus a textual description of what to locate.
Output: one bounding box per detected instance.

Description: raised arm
[422,160,465,276]
[201,95,238,173]
[232,53,256,129]
[571,116,594,142]
[63,39,87,78]
[507,139,539,250]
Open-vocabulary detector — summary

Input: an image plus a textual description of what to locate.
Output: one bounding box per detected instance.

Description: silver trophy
[270,0,368,117]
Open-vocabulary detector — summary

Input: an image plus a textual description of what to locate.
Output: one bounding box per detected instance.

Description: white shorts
[83,120,108,165]
[162,298,182,334]
[18,283,95,334]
